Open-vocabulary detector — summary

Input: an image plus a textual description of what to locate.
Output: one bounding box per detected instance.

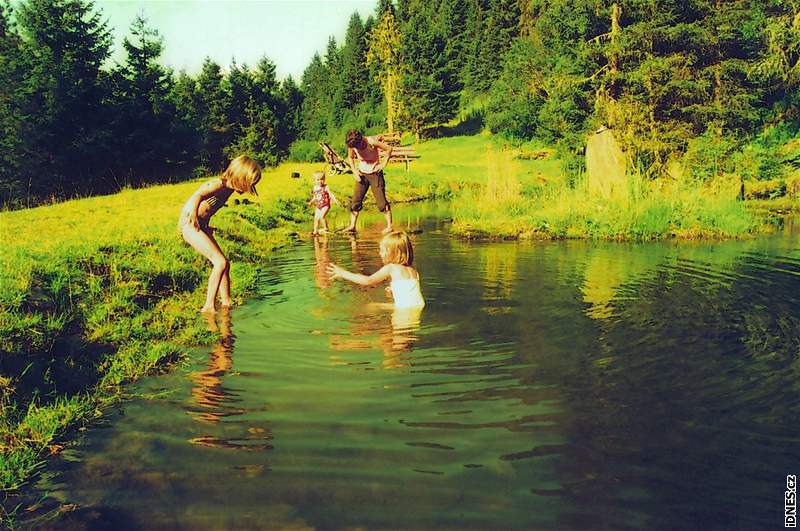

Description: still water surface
[35,205,800,530]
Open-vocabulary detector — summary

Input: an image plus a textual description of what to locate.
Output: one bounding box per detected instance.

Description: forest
[1,0,799,207]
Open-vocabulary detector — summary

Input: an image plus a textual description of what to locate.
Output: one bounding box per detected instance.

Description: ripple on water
[24,214,800,530]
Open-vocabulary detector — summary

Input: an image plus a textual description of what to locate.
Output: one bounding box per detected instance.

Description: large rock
[586,127,627,200]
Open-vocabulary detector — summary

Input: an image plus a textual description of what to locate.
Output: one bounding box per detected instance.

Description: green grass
[445,142,770,240]
[0,132,785,500]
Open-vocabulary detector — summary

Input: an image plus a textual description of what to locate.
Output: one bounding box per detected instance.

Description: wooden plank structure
[388,145,420,171]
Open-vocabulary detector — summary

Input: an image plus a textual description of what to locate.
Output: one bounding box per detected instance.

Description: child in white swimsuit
[328,231,424,308]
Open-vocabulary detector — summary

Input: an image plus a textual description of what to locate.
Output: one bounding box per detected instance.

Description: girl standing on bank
[178,156,262,313]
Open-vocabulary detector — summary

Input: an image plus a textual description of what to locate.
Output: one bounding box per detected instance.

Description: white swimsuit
[390,278,425,308]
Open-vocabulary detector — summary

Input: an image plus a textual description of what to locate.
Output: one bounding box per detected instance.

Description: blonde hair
[313,171,325,182]
[380,231,414,266]
[222,156,261,194]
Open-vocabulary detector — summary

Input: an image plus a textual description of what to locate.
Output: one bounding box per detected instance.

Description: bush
[684,129,738,182]
[288,139,325,162]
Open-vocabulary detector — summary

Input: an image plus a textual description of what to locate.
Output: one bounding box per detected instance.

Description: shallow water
[28,205,800,530]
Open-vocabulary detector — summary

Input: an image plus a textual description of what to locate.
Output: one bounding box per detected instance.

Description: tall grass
[452,149,763,240]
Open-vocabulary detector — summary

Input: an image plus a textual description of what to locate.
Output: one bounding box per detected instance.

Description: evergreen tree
[16,0,113,198]
[113,14,176,183]
[324,36,344,129]
[472,0,519,94]
[398,1,461,134]
[300,52,330,139]
[339,12,369,109]
[169,70,202,172]
[755,1,800,121]
[280,75,304,150]
[195,57,229,171]
[225,59,256,142]
[0,2,25,205]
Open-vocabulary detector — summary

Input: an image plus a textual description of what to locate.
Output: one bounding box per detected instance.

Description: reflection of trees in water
[553,241,800,529]
[412,233,797,528]
[479,243,517,315]
[187,309,273,451]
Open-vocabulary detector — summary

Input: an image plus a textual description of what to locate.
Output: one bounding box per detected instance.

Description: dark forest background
[1,0,798,207]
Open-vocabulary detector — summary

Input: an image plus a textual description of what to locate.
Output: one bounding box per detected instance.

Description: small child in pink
[308,171,340,235]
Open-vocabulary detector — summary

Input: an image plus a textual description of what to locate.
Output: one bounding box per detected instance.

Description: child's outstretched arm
[184,178,226,228]
[328,263,391,287]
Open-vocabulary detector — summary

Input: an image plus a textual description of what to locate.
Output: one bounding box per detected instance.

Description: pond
[29,204,800,530]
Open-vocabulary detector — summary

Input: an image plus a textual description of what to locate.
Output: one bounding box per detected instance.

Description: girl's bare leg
[205,229,232,307]
[319,206,330,233]
[382,206,393,234]
[312,209,320,235]
[182,225,229,313]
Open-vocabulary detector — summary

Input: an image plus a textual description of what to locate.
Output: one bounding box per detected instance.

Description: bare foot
[220,300,233,308]
[381,226,393,235]
[200,305,216,314]
[340,226,356,233]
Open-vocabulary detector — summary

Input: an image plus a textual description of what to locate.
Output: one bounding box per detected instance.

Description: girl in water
[178,155,262,313]
[328,231,424,308]
[308,171,341,235]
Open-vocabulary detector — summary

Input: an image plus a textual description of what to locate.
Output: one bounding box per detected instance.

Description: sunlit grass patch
[451,150,763,240]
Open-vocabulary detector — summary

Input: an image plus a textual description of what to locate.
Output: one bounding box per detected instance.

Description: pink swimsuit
[312,184,331,209]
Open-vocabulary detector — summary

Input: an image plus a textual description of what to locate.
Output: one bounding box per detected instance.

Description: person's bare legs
[206,229,232,307]
[182,224,230,313]
[312,209,321,235]
[319,206,330,233]
[344,210,359,232]
[382,206,393,234]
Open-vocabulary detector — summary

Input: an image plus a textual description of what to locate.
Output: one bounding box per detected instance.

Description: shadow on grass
[422,112,484,140]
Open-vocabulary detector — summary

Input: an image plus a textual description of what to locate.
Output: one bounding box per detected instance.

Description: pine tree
[472,0,519,94]
[16,0,113,199]
[398,0,461,134]
[195,58,229,171]
[113,14,176,183]
[340,12,369,109]
[169,70,202,172]
[300,52,330,139]
[324,36,344,129]
[279,75,304,151]
[0,2,25,205]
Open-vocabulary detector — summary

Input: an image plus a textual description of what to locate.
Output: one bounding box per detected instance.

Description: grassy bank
[437,138,787,240]
[0,132,789,498]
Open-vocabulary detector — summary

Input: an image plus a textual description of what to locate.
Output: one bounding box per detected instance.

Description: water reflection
[312,234,332,290]
[187,309,273,451]
[188,309,236,422]
[17,206,800,531]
